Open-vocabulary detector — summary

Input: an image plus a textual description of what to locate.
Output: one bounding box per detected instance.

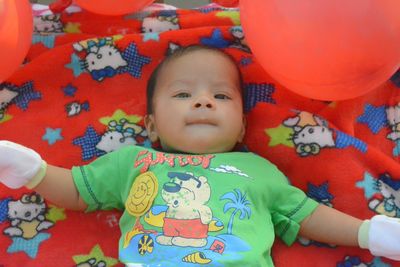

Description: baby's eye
[214,94,231,100]
[174,92,191,98]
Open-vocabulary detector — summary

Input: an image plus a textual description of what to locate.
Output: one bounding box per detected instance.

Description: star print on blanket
[1,2,400,267]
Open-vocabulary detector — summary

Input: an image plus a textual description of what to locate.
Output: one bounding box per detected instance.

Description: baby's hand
[359,215,400,260]
[0,141,45,189]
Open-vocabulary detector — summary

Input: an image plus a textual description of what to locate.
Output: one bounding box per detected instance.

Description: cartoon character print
[0,87,18,120]
[121,154,255,265]
[283,112,335,156]
[33,14,63,35]
[66,101,89,117]
[123,172,159,250]
[157,172,212,248]
[73,38,127,82]
[229,26,251,53]
[141,16,180,33]
[3,193,53,239]
[337,255,390,267]
[337,256,369,267]
[386,103,400,141]
[96,119,148,153]
[368,173,400,217]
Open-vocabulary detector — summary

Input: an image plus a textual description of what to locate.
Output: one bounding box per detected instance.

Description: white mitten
[358,215,400,260]
[0,140,47,189]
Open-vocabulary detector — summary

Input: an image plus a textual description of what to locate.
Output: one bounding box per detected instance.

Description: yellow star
[0,114,12,124]
[73,244,119,266]
[64,22,82,34]
[265,125,294,147]
[112,35,124,42]
[46,205,66,223]
[99,109,142,126]
[216,11,241,26]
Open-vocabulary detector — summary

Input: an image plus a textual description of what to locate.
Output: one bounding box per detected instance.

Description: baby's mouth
[186,118,217,126]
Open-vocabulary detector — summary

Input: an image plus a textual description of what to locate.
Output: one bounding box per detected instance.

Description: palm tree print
[220,189,251,234]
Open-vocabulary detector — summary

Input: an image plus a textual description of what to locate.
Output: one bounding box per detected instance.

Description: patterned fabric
[1,2,400,267]
[72,145,318,266]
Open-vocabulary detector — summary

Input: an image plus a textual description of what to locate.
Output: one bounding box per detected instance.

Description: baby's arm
[0,141,87,211]
[300,204,400,260]
[299,204,362,246]
[34,165,87,211]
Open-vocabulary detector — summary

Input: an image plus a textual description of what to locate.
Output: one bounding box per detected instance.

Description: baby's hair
[146,45,245,114]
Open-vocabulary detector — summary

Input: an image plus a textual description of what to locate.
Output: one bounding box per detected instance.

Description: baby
[1,45,400,266]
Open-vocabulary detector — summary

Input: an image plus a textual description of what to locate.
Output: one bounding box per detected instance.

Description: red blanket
[1,3,400,267]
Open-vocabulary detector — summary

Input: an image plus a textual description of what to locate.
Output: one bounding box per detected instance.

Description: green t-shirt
[72,146,318,267]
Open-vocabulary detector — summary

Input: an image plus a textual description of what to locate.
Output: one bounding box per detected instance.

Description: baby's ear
[238,115,247,143]
[144,114,159,142]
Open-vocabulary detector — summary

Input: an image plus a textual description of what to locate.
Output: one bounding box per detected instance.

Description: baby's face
[145,49,245,154]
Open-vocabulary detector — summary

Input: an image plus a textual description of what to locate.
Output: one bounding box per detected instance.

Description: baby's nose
[193,95,214,109]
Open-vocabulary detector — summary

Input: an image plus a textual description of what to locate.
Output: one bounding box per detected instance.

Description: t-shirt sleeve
[72,148,125,212]
[266,163,319,246]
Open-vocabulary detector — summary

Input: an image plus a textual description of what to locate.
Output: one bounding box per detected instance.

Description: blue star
[335,130,367,153]
[62,83,77,97]
[356,172,378,199]
[0,198,11,223]
[306,182,333,203]
[142,32,160,42]
[119,43,152,79]
[7,233,50,258]
[201,28,231,48]
[73,125,105,161]
[65,53,85,77]
[6,82,42,111]
[140,139,152,148]
[371,257,391,267]
[244,83,276,112]
[337,256,363,267]
[42,128,63,145]
[357,104,387,134]
[32,34,56,49]
[393,140,400,156]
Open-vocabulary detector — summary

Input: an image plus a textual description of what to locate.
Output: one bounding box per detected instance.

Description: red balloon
[212,0,239,7]
[240,0,400,100]
[0,0,33,83]
[74,0,155,15]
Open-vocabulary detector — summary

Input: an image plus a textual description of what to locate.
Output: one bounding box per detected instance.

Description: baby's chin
[161,140,235,155]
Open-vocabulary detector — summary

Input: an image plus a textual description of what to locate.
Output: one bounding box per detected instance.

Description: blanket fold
[1,3,400,267]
